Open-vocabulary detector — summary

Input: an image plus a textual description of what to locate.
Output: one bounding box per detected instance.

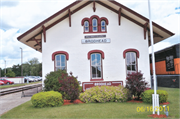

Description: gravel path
[0,87,42,116]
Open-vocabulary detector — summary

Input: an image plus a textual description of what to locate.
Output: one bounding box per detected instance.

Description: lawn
[0,81,41,89]
[1,87,179,118]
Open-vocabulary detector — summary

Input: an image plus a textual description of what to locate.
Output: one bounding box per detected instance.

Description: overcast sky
[0,0,179,69]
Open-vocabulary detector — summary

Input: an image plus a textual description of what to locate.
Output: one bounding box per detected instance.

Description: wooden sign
[82,81,123,92]
[85,35,106,38]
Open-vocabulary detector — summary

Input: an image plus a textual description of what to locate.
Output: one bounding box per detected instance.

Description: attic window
[81,15,109,34]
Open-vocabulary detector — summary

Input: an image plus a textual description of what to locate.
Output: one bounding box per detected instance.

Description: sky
[0,0,180,69]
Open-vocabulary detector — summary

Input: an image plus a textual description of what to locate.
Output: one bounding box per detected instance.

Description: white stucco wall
[42,3,151,87]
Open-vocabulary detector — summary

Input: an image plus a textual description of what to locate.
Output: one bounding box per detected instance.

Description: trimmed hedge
[31,91,64,108]
[141,89,168,104]
[79,85,130,103]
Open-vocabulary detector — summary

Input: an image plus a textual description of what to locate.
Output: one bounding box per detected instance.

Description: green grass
[1,87,179,118]
[0,81,41,89]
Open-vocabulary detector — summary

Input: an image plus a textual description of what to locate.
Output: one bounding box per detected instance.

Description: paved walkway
[0,87,42,116]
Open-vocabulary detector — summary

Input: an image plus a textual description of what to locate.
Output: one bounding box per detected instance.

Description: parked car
[0,81,4,85]
[35,76,42,81]
[0,78,14,85]
[27,77,35,82]
[24,77,30,83]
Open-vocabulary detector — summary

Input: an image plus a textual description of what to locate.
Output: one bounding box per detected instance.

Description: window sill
[90,79,104,81]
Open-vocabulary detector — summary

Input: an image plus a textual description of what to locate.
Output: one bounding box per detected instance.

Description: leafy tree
[58,71,80,101]
[12,64,21,76]
[6,70,16,77]
[125,71,148,100]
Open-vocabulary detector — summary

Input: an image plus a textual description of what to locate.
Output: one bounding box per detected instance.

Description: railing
[0,84,42,97]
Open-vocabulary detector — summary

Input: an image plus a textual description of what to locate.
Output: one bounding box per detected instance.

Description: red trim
[100,17,109,25]
[34,39,41,47]
[52,51,69,61]
[88,50,105,59]
[89,50,104,81]
[109,0,174,36]
[81,18,90,26]
[90,15,100,23]
[18,0,174,43]
[83,31,107,34]
[123,49,139,58]
[118,8,121,25]
[82,15,109,33]
[42,25,46,42]
[144,22,148,40]
[96,1,164,38]
[93,1,96,12]
[26,38,41,42]
[68,9,71,27]
[17,0,82,40]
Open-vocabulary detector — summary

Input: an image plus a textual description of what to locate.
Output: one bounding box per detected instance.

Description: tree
[6,70,16,77]
[125,71,149,100]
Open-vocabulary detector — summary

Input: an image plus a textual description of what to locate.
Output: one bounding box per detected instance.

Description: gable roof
[17,0,175,52]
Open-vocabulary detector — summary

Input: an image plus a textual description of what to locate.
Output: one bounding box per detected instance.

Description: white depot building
[18,0,174,91]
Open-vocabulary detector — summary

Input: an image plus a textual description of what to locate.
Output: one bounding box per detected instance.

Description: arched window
[88,50,104,81]
[84,21,89,32]
[91,53,102,79]
[55,54,66,71]
[125,52,137,74]
[101,20,106,32]
[52,51,69,71]
[92,18,98,32]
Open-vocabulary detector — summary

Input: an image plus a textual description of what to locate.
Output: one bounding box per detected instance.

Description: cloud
[0,29,42,69]
[175,7,180,10]
[0,0,179,69]
[0,0,19,7]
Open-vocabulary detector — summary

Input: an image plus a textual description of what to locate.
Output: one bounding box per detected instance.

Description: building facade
[17,0,174,90]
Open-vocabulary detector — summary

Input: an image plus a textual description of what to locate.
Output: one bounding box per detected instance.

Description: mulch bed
[127,98,143,103]
[160,102,170,105]
[63,99,84,105]
[148,114,167,118]
[127,99,143,103]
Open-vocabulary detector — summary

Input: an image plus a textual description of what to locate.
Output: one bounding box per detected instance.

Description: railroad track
[0,84,42,96]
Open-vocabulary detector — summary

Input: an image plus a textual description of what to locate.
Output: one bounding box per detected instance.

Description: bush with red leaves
[58,72,80,101]
[125,71,149,100]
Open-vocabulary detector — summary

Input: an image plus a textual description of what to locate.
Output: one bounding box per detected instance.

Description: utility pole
[20,47,23,83]
[4,60,6,77]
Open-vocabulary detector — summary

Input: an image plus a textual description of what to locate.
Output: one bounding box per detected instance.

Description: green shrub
[141,89,168,104]
[79,85,130,103]
[31,91,64,108]
[44,70,66,91]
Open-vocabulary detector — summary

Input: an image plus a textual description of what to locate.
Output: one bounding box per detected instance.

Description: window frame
[125,52,137,74]
[90,53,102,79]
[84,21,89,32]
[88,50,104,81]
[52,51,69,71]
[101,20,106,32]
[92,18,98,32]
[55,54,67,71]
